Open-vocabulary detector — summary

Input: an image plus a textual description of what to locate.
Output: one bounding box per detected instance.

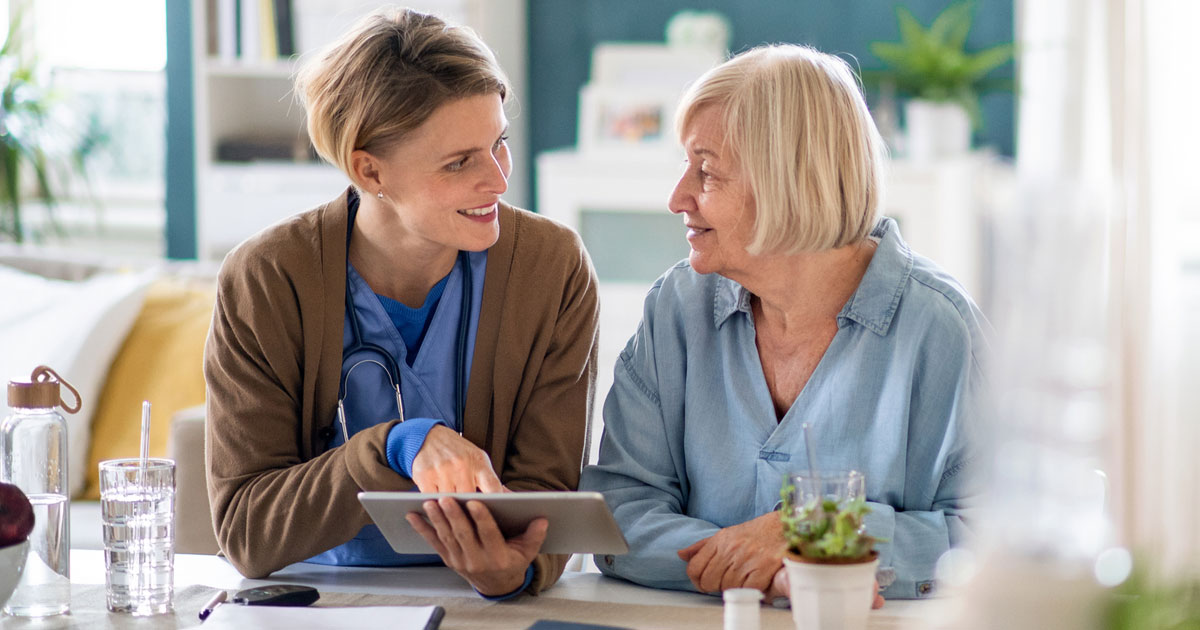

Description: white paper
[203,604,443,630]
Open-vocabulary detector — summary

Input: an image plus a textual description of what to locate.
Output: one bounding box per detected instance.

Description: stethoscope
[332,197,472,446]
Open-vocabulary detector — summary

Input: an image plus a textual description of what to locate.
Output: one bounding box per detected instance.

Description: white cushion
[0,264,156,498]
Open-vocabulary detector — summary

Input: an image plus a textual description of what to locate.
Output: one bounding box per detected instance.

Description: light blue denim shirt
[579,217,988,600]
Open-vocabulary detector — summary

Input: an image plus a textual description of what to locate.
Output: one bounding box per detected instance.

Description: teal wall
[166,1,1013,258]
[527,0,1016,212]
[164,0,195,259]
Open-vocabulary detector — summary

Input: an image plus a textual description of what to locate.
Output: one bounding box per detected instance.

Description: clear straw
[801,422,821,505]
[801,422,819,479]
[136,399,151,605]
[139,400,151,484]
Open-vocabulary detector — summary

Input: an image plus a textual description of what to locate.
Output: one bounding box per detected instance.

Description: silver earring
[377,191,384,200]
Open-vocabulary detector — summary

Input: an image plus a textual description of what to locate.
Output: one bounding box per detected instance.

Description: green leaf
[964,43,1015,79]
[896,7,928,49]
[870,41,915,72]
[931,1,974,51]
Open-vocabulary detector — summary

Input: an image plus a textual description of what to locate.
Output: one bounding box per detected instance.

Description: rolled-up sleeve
[580,310,720,592]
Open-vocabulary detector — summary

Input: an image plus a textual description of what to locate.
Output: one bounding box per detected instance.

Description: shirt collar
[714,274,752,327]
[711,217,913,336]
[837,217,912,336]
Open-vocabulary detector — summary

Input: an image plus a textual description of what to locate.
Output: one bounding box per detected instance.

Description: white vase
[904,99,971,161]
[783,552,879,630]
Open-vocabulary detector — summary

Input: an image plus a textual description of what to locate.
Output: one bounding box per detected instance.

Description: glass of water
[99,458,176,615]
[786,470,866,516]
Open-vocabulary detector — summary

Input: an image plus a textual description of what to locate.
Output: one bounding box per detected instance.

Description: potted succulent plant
[779,471,880,630]
[867,1,1015,160]
[0,482,35,609]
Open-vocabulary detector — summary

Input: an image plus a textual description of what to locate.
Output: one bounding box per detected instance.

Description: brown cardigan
[204,190,599,593]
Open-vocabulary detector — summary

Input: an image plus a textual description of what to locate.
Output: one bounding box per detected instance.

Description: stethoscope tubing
[333,197,472,446]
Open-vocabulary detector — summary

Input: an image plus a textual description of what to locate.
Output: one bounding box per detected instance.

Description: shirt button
[916,580,935,597]
[603,555,615,567]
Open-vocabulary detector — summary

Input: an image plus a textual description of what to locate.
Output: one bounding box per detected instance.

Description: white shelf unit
[189,0,529,261]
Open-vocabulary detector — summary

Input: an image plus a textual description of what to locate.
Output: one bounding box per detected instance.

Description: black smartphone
[230,584,321,607]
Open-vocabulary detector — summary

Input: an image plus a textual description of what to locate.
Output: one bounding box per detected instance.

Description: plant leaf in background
[865,0,1015,130]
[1104,562,1200,630]
[0,1,105,244]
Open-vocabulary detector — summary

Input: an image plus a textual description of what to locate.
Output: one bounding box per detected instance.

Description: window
[3,0,167,254]
[30,0,165,71]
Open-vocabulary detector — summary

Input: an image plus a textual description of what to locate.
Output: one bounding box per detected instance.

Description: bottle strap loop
[32,365,82,414]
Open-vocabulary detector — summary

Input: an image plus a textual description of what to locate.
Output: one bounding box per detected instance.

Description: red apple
[0,482,35,547]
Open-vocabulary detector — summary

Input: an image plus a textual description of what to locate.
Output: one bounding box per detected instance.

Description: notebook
[201,604,445,629]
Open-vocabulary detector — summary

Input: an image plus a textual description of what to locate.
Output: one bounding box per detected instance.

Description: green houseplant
[868,1,1014,159]
[779,472,881,630]
[780,477,877,562]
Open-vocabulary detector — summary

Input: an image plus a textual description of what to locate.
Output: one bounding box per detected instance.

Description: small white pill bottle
[723,587,763,630]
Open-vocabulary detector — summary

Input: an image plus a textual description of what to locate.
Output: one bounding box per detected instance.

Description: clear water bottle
[1,365,81,617]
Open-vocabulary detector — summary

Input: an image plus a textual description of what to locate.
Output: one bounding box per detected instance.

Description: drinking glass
[786,470,865,517]
[99,458,175,615]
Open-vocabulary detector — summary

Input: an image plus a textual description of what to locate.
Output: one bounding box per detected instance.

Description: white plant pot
[904,99,971,161]
[783,552,879,630]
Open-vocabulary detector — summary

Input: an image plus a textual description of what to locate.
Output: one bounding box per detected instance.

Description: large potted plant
[868,1,1014,161]
[779,471,880,630]
[0,4,102,244]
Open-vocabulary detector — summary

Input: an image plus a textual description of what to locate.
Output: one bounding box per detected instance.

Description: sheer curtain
[1015,0,1199,571]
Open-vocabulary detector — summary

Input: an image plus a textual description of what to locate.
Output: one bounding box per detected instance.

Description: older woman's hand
[677,511,784,593]
[411,425,504,492]
[407,497,546,596]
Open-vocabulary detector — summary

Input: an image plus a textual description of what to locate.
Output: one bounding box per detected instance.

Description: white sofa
[0,245,219,555]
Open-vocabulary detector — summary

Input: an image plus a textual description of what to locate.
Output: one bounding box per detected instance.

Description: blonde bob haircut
[294,7,508,186]
[676,44,887,254]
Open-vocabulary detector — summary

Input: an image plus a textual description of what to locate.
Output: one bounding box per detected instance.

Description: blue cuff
[476,564,535,601]
[385,418,450,477]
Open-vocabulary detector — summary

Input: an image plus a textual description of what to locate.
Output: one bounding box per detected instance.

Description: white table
[1,550,952,629]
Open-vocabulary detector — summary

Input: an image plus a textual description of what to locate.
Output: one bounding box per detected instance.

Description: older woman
[205,8,598,598]
[579,44,987,603]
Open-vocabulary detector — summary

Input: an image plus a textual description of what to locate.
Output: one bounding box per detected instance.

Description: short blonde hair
[677,45,887,254]
[294,7,508,184]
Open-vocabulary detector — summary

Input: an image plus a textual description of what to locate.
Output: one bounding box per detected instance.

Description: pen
[198,589,227,621]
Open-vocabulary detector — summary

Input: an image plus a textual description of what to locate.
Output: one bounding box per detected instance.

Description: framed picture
[578,83,684,157]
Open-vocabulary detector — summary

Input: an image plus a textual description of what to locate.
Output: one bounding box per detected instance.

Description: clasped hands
[403,425,544,597]
[677,511,885,609]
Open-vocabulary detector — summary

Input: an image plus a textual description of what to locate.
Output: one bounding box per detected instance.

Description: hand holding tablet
[359,491,629,555]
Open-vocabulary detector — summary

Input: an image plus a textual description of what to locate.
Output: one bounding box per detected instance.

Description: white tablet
[358,491,630,555]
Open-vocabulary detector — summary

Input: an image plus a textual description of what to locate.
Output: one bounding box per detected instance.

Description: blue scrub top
[307,248,488,566]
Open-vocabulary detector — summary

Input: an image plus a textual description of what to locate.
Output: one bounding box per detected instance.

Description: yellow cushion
[81,277,215,499]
